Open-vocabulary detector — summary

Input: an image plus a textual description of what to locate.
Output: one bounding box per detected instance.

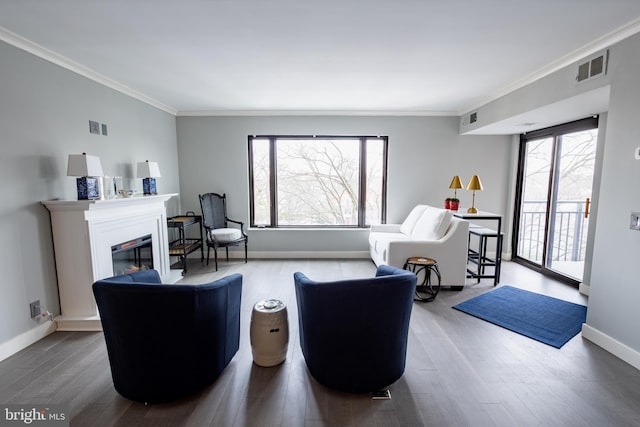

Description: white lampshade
[136,160,161,178]
[67,153,104,177]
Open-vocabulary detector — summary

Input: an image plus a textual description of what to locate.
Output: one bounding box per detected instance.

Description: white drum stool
[250,299,289,367]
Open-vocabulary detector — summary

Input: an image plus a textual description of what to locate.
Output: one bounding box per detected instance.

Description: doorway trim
[512,116,599,288]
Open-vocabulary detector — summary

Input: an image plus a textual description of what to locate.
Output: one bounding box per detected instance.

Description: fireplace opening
[111,234,153,276]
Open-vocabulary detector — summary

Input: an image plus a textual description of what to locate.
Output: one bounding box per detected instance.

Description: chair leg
[206,247,210,265]
[213,247,218,271]
[225,247,229,262]
[244,241,248,263]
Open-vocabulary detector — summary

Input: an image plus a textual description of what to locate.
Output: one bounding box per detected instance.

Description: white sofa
[369,205,470,288]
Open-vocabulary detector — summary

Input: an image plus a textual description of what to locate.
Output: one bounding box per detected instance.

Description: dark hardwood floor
[2,259,639,426]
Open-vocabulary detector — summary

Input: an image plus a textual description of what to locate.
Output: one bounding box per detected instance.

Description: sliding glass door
[514,117,598,284]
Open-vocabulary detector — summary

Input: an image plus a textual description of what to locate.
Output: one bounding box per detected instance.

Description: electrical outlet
[30,300,41,318]
[631,212,640,230]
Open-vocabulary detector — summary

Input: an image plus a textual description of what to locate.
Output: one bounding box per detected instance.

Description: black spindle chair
[199,193,248,271]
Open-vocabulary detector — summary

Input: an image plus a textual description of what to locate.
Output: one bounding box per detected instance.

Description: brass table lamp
[466,175,483,213]
[449,175,463,199]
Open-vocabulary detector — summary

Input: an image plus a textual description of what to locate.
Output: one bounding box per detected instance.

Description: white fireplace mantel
[42,194,178,331]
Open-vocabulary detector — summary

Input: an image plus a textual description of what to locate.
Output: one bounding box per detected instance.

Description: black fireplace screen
[111,234,153,276]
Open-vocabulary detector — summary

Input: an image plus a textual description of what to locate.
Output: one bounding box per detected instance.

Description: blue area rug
[452,285,587,348]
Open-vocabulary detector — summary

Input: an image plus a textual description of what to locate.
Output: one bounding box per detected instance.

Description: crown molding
[0,26,455,119]
[459,17,640,116]
[176,109,458,117]
[0,26,177,115]
[4,15,639,120]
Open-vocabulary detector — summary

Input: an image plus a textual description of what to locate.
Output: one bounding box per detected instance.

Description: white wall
[459,52,612,135]
[176,115,512,255]
[585,33,640,359]
[464,31,640,368]
[0,41,181,357]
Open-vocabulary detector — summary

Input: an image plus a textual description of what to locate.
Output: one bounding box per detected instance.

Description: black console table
[167,214,204,274]
[453,211,503,286]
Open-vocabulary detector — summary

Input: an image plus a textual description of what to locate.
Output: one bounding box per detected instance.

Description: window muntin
[249,135,387,228]
[365,138,385,226]
[249,138,271,226]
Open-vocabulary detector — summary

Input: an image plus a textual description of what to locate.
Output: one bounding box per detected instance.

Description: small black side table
[167,213,204,275]
[403,257,441,302]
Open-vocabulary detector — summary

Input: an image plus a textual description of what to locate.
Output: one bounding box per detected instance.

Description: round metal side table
[403,257,441,302]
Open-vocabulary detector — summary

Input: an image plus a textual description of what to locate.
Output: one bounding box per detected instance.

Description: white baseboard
[192,250,371,260]
[54,315,102,332]
[582,323,640,371]
[0,321,57,362]
[579,282,590,296]
[250,251,370,259]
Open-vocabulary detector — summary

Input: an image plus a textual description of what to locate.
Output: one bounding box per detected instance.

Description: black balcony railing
[518,200,588,263]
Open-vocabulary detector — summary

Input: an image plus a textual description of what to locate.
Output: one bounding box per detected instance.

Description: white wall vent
[576,49,609,84]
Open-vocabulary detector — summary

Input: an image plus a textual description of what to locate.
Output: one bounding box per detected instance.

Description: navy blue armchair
[294,265,416,393]
[92,269,242,403]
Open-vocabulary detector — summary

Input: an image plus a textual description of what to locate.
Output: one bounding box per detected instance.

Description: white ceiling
[1,1,640,121]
